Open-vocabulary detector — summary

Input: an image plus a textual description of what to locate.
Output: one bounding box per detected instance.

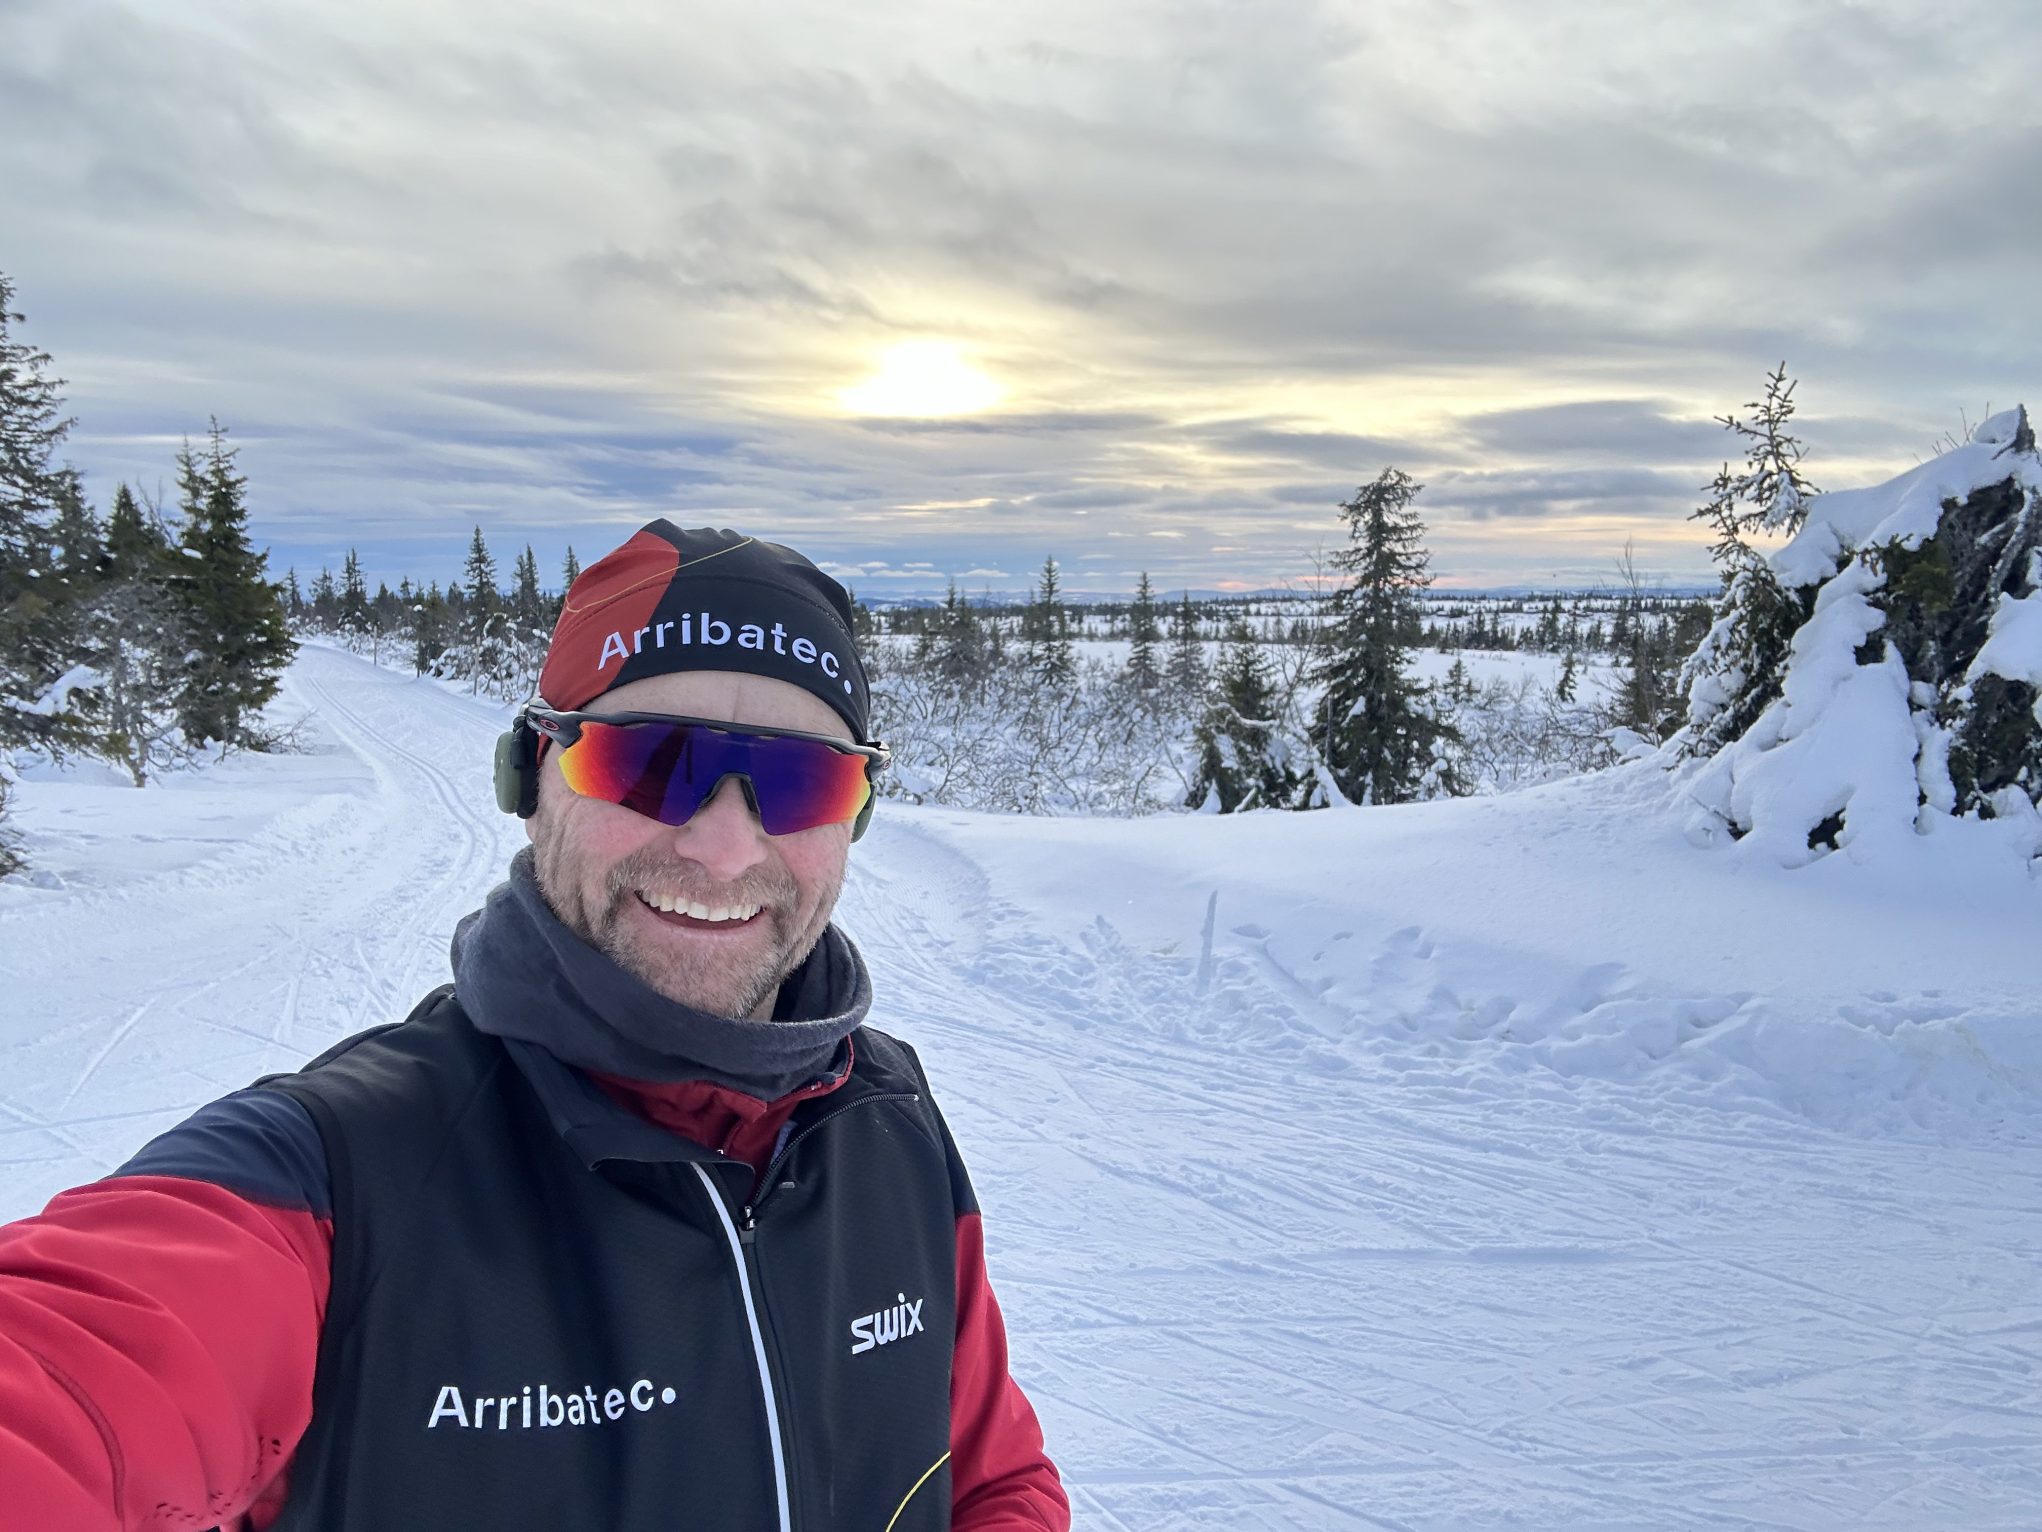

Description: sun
[838,340,1002,418]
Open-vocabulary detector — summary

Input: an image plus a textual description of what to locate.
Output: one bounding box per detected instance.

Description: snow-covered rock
[1678,404,2042,864]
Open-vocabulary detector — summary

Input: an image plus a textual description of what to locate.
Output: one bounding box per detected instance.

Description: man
[0,523,1070,1530]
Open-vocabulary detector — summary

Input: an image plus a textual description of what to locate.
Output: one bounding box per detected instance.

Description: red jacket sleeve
[0,1104,332,1532]
[949,1210,1070,1531]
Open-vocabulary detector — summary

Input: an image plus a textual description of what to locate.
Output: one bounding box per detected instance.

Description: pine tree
[1555,650,1579,704]
[1028,555,1074,684]
[170,420,295,748]
[1309,468,1459,804]
[1185,620,1302,812]
[1127,571,1161,692]
[1166,593,1205,696]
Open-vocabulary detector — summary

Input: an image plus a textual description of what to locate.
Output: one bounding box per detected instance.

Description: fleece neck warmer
[450,847,869,1100]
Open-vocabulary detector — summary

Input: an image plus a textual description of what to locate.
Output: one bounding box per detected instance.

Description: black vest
[262,990,966,1531]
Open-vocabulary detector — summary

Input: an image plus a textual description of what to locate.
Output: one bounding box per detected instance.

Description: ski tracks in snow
[0,646,525,1208]
[4,649,2039,1528]
[845,816,2042,1530]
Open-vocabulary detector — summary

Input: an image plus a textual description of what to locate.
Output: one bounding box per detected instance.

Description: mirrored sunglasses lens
[743,738,871,834]
[557,721,868,833]
[556,719,706,826]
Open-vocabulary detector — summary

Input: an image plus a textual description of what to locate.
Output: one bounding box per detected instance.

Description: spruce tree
[413,582,449,675]
[59,478,182,782]
[309,567,340,629]
[1127,570,1161,692]
[103,483,163,576]
[76,576,188,786]
[1185,619,1302,812]
[559,546,581,624]
[171,420,295,748]
[1166,592,1205,697]
[1309,468,1459,804]
[464,526,499,619]
[511,546,537,620]
[1028,555,1074,685]
[934,581,987,686]
[462,526,511,694]
[339,549,372,647]
[1682,365,1822,757]
[0,272,83,761]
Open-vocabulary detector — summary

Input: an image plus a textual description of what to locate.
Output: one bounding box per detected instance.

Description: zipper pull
[739,1204,757,1246]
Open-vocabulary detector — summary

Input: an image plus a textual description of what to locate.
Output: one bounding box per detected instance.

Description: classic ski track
[1,648,516,1189]
[289,649,508,1017]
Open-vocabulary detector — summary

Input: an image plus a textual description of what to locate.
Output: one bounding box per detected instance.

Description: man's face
[526,669,856,1019]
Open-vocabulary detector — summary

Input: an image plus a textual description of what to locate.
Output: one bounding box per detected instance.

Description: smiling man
[0,524,1070,1531]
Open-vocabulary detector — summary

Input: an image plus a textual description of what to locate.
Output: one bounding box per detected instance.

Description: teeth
[638,891,760,923]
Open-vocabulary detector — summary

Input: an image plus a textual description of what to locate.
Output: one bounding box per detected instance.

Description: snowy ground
[4,644,2040,1530]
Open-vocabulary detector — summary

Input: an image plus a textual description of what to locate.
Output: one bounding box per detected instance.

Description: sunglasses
[525,705,889,837]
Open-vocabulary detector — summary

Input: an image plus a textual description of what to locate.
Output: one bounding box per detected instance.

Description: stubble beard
[531,824,839,1020]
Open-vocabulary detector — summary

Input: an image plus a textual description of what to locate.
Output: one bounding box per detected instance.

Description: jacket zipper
[692,1163,794,1532]
[690,1089,920,1532]
[750,1090,921,1222]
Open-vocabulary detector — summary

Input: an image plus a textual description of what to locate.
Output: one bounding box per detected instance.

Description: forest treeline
[3,267,1730,872]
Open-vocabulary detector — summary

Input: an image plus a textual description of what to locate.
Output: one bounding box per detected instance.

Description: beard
[530,822,839,1020]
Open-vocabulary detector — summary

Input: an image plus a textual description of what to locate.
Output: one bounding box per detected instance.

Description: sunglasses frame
[521,704,890,836]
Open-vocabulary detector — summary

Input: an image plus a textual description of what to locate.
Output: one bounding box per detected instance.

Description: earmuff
[492,715,541,819]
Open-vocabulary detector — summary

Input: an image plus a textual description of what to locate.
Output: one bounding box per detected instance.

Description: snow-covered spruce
[1678,406,2042,863]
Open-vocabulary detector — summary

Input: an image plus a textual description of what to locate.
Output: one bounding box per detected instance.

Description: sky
[4,0,2038,597]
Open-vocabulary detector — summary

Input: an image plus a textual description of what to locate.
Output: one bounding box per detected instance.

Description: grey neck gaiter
[450,847,870,1100]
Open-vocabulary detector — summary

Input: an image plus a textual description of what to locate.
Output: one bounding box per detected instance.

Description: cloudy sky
[5,0,2037,596]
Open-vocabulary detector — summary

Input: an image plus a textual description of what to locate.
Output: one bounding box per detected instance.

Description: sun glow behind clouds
[838,340,1002,417]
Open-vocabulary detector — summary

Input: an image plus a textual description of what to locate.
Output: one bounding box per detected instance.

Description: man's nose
[669,774,769,878]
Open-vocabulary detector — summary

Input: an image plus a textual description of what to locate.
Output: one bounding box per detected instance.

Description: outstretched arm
[0,1089,333,1531]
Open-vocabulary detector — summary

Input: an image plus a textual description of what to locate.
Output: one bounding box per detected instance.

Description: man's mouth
[633,889,765,931]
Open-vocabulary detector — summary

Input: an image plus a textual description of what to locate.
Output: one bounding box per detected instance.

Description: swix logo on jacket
[850,1293,927,1355]
[259,993,970,1532]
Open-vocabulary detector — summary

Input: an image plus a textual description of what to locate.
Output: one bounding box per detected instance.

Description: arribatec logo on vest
[596,610,856,697]
[426,1377,680,1432]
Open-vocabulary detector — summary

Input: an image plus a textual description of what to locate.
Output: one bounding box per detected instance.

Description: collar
[449,847,870,1100]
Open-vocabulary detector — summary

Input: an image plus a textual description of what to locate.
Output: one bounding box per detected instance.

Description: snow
[1772,417,2039,590]
[1970,580,2042,694]
[5,644,2041,1528]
